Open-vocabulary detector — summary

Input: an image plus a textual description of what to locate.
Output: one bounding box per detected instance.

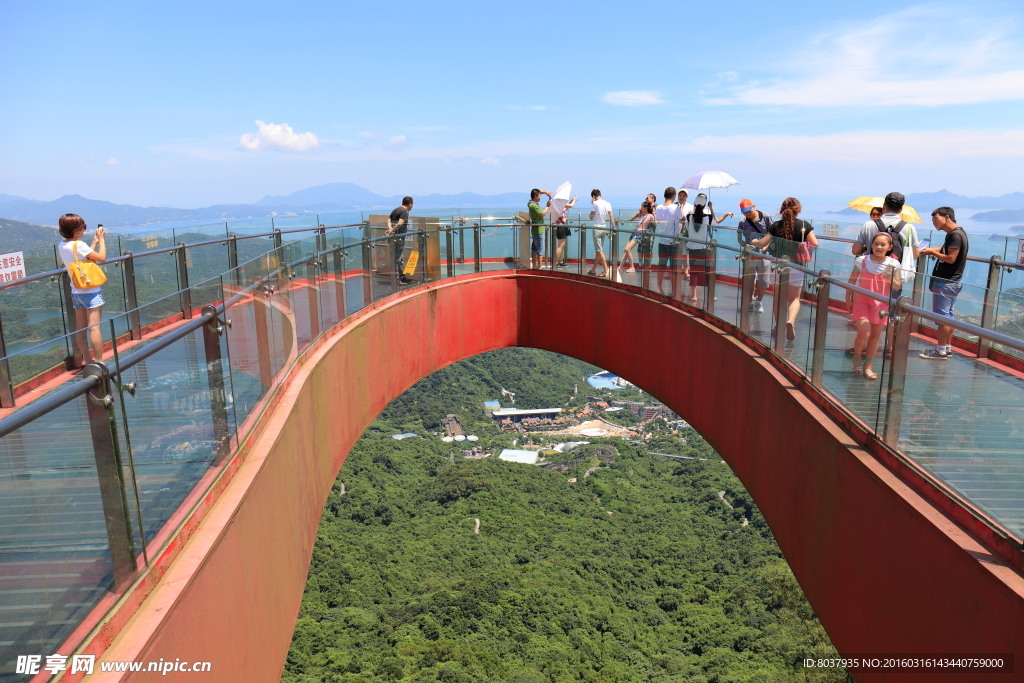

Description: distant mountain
[972,209,1024,221]
[0,184,530,228]
[255,182,388,207]
[905,189,1024,209]
[0,194,35,204]
[825,207,864,215]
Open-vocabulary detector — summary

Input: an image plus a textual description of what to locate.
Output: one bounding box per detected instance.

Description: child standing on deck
[847,232,900,380]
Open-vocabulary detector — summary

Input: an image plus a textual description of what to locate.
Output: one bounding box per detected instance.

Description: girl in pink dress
[846,232,900,379]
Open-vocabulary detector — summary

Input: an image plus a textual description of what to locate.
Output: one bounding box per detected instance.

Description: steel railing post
[200,306,231,462]
[473,226,482,273]
[176,243,192,319]
[361,240,373,306]
[81,362,137,590]
[578,227,587,276]
[0,311,15,408]
[332,245,347,321]
[739,248,753,333]
[978,255,1002,359]
[273,228,282,251]
[912,252,928,334]
[671,238,682,301]
[810,270,832,388]
[547,227,555,271]
[122,252,142,341]
[609,230,619,281]
[883,296,913,447]
[418,232,429,282]
[458,227,465,264]
[61,271,77,370]
[227,234,240,287]
[445,228,455,277]
[253,288,274,388]
[774,258,791,356]
[306,253,320,338]
[706,240,717,315]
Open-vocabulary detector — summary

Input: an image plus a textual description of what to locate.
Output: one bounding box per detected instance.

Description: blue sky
[2,0,1023,208]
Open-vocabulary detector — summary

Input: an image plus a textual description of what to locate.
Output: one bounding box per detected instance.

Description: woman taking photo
[57,213,107,366]
[753,197,818,342]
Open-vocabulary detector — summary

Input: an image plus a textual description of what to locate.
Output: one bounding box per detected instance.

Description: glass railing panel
[479,219,515,272]
[0,382,132,665]
[920,275,982,349]
[180,239,231,291]
[992,266,1024,360]
[236,233,280,265]
[128,248,182,310]
[111,315,222,550]
[0,274,69,366]
[896,340,1024,539]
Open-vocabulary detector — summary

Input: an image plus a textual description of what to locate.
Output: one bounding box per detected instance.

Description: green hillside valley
[280,349,849,683]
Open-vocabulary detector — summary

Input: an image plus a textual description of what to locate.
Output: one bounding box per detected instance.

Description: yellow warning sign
[403,249,419,276]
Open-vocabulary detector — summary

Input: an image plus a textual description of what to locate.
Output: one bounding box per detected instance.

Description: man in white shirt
[654,187,692,292]
[588,189,615,276]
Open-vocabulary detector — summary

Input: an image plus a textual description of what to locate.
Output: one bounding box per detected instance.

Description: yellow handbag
[67,241,107,289]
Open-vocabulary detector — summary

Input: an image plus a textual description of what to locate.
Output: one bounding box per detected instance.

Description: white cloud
[480,156,500,165]
[601,91,664,107]
[711,6,1024,107]
[238,120,319,151]
[388,135,407,145]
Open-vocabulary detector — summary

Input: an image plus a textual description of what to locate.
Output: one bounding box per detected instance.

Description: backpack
[872,219,916,285]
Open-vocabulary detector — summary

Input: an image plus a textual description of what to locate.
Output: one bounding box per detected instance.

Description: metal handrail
[0,223,362,292]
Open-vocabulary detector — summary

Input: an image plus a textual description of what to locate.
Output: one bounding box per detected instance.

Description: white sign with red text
[1017,238,1024,265]
[0,251,25,283]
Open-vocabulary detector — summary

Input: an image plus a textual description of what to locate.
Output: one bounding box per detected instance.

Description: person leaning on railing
[57,213,107,368]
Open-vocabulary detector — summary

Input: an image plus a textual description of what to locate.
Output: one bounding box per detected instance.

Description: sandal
[864,366,877,380]
[785,322,796,341]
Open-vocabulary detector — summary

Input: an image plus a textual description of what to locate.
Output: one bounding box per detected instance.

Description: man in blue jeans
[919,207,968,359]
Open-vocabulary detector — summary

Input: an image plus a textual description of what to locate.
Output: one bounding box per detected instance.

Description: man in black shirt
[919,206,968,359]
[386,196,414,284]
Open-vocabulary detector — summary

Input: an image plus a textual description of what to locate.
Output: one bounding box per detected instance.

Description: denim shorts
[531,234,543,254]
[71,291,105,309]
[930,281,961,318]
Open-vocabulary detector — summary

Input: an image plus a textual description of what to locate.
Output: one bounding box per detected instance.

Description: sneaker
[918,349,949,360]
[555,262,567,269]
[399,275,412,285]
[747,300,755,311]
[755,301,764,314]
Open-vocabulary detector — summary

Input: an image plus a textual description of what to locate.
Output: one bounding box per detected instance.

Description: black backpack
[873,218,906,262]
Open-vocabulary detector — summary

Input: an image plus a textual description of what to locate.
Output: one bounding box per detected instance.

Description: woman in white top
[57,213,107,366]
[684,194,733,305]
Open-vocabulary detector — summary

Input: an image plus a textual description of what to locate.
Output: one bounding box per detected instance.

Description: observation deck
[1,212,1023,682]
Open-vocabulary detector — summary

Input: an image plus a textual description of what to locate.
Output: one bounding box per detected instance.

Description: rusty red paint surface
[62,271,1024,683]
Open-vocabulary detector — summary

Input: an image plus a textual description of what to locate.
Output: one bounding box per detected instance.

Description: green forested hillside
[382,348,600,434]
[282,348,849,683]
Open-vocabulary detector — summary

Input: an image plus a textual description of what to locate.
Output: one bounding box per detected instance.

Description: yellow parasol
[847,196,923,224]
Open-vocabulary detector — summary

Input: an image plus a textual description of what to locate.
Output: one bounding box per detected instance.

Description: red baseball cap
[739,199,755,212]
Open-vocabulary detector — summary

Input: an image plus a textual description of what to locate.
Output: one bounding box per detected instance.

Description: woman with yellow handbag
[57,213,108,367]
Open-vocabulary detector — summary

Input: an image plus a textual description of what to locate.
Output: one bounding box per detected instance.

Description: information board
[0,251,26,283]
[820,222,840,237]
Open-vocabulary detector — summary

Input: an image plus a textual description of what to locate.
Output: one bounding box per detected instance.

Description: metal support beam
[361,240,373,306]
[810,270,832,388]
[273,229,282,251]
[61,271,77,370]
[671,239,681,301]
[738,249,753,333]
[978,255,1002,359]
[200,306,231,463]
[122,252,142,340]
[227,235,240,287]
[609,231,619,281]
[445,228,454,277]
[253,291,274,388]
[774,258,791,356]
[578,227,587,276]
[883,296,913,448]
[306,255,320,339]
[473,226,482,273]
[332,246,347,322]
[706,241,717,316]
[176,243,192,319]
[911,252,928,334]
[81,362,137,591]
